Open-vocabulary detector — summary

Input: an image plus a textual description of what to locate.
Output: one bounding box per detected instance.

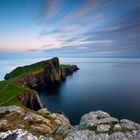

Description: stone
[97,133,109,140]
[97,124,111,132]
[120,119,140,131]
[51,113,71,127]
[109,132,127,139]
[37,108,49,115]
[80,110,110,123]
[64,130,96,140]
[39,135,55,140]
[79,117,119,129]
[31,124,52,134]
[113,124,122,131]
[56,125,70,135]
[0,105,24,114]
[14,129,40,140]
[0,107,140,140]
[0,119,12,131]
[79,111,119,130]
[24,112,50,124]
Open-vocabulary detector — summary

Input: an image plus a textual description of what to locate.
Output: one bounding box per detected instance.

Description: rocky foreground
[0,106,140,140]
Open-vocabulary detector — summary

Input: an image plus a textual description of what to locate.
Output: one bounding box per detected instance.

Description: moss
[88,126,97,132]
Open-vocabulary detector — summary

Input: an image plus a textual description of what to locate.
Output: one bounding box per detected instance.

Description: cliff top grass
[0,57,75,107]
[4,58,72,80]
[5,58,56,80]
[0,80,29,106]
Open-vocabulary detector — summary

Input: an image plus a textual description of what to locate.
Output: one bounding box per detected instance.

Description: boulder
[37,108,49,115]
[113,124,122,131]
[56,125,70,135]
[0,120,12,131]
[64,130,96,140]
[50,113,71,127]
[31,124,52,134]
[80,110,110,123]
[0,105,24,114]
[97,124,111,132]
[120,119,140,131]
[24,112,50,124]
[109,132,126,139]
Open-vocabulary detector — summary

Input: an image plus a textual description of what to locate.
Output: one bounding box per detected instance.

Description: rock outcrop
[0,105,71,140]
[0,107,140,140]
[65,110,140,140]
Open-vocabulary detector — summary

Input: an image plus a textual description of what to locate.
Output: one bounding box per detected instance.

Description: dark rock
[18,90,43,111]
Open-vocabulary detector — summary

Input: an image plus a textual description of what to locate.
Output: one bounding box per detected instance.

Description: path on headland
[0,68,26,106]
[0,82,10,94]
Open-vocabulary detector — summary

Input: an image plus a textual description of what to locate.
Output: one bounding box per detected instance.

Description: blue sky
[0,0,140,57]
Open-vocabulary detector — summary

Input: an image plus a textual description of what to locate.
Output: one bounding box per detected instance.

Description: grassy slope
[0,80,29,106]
[0,60,72,106]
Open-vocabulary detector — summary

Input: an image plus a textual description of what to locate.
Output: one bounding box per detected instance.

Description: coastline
[0,57,140,140]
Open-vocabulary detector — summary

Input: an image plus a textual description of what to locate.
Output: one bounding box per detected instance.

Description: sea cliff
[0,57,78,110]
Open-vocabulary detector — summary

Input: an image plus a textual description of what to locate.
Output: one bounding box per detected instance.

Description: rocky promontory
[1,57,79,110]
[0,106,140,140]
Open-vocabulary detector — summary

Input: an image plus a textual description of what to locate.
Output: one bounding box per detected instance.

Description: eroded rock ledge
[0,106,140,140]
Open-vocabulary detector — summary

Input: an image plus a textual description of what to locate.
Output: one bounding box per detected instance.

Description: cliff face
[18,90,43,111]
[15,57,62,87]
[4,57,79,110]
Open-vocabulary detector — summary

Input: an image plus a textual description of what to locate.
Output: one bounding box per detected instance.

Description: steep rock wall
[18,90,43,110]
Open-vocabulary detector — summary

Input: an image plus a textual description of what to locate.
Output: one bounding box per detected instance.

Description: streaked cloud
[0,0,140,57]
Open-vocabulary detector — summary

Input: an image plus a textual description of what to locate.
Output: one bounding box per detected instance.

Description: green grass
[60,64,72,69]
[7,61,49,80]
[0,80,29,106]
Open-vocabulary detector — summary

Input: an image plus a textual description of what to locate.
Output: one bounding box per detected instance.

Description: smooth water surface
[38,58,140,124]
[1,58,140,124]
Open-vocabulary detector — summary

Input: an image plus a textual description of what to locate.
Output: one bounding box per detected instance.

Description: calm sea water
[1,57,140,124]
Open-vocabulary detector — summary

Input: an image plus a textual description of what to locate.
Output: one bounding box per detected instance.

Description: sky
[0,0,140,58]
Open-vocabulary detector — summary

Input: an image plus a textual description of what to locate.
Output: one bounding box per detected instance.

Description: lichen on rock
[0,107,140,140]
